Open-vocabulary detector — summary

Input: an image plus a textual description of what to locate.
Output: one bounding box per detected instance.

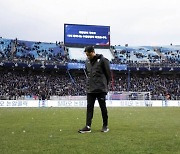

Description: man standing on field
[78,46,111,133]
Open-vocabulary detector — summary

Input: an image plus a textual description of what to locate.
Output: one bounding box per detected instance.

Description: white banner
[0,100,38,107]
[0,100,180,107]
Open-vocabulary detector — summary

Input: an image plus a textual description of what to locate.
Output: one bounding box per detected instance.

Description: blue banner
[110,64,127,71]
[67,63,127,71]
[68,63,85,69]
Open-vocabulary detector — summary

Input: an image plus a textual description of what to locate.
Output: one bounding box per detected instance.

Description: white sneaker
[78,126,91,133]
[101,126,109,132]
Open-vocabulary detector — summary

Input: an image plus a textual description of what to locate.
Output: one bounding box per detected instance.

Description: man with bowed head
[78,46,111,133]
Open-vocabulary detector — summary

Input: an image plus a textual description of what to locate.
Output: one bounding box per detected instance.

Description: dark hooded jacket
[85,54,111,93]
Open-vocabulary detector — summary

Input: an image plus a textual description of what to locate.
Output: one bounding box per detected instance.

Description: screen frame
[64,23,110,48]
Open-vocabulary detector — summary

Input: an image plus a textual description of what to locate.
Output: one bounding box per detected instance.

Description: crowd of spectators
[0,69,86,100]
[0,69,179,100]
[1,37,180,100]
[111,72,180,100]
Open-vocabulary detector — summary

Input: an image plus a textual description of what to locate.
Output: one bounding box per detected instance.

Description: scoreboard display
[64,24,110,47]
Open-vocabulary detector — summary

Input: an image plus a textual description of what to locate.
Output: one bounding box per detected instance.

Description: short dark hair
[84,46,94,53]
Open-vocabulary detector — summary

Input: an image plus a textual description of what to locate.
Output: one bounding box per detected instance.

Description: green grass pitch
[0,107,180,154]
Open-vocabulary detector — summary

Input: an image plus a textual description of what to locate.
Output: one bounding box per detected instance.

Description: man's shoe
[78,126,91,133]
[101,126,109,132]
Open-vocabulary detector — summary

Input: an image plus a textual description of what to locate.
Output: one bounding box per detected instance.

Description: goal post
[107,91,151,100]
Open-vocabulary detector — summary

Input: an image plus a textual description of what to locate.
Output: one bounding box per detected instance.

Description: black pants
[86,93,108,127]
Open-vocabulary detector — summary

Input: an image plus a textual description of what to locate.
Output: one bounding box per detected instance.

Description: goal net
[107,91,151,100]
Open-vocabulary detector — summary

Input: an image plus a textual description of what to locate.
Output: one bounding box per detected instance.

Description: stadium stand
[0,37,180,100]
[158,45,180,62]
[113,45,162,64]
[0,38,13,60]
[0,38,67,63]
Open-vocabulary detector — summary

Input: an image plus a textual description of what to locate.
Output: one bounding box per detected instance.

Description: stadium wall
[0,100,180,107]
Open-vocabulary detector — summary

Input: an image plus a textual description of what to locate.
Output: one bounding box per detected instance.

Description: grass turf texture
[0,107,180,154]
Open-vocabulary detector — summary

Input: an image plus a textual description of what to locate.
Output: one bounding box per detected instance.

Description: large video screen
[64,24,110,47]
